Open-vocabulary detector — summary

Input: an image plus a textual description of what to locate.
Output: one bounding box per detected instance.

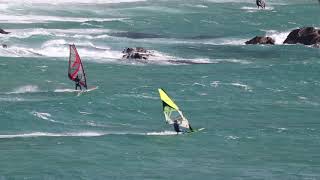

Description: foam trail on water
[31,111,76,125]
[0,0,145,4]
[8,85,40,94]
[0,14,127,24]
[231,83,252,91]
[54,89,79,93]
[0,132,107,139]
[0,131,181,139]
[6,28,112,39]
[32,112,51,120]
[145,131,181,136]
[241,6,274,12]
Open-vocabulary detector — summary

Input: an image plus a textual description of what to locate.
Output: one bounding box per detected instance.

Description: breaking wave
[264,30,291,45]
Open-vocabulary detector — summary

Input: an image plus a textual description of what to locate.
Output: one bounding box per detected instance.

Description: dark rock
[122,47,153,60]
[2,44,7,48]
[122,47,134,54]
[245,36,275,45]
[283,27,320,45]
[0,28,10,34]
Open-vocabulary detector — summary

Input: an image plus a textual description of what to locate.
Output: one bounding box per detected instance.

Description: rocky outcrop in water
[122,47,153,60]
[283,27,320,45]
[245,36,275,45]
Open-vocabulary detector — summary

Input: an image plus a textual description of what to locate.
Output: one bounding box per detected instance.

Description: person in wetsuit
[173,120,194,134]
[74,75,82,90]
[256,0,266,9]
[173,120,181,134]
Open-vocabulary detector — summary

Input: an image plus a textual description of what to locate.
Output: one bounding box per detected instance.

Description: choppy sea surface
[0,0,319,179]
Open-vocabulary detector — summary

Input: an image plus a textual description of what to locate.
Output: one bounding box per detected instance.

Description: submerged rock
[245,36,275,45]
[283,27,320,45]
[122,47,153,60]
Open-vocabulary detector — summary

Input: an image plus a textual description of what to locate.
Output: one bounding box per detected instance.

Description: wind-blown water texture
[0,0,319,179]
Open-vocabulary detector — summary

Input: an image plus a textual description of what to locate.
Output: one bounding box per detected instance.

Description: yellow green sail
[158,88,179,110]
[158,88,190,129]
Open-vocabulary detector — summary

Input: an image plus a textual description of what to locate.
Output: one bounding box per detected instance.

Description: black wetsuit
[75,76,82,90]
[173,121,181,133]
[256,0,265,9]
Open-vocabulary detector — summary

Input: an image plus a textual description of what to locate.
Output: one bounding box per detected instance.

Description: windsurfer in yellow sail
[158,88,194,134]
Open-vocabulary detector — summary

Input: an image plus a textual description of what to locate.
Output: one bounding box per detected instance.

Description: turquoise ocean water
[0,0,319,179]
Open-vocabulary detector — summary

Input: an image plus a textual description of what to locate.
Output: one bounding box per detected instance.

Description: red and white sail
[68,44,87,89]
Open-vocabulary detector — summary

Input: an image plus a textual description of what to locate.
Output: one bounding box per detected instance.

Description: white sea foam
[210,81,220,88]
[265,30,291,44]
[0,43,252,65]
[241,6,274,12]
[231,82,252,91]
[146,131,180,136]
[9,85,40,94]
[207,0,290,4]
[0,14,127,24]
[226,135,240,140]
[32,112,51,120]
[0,131,106,139]
[0,0,145,4]
[0,28,251,65]
[0,130,190,139]
[138,37,246,46]
[277,127,288,133]
[211,59,251,64]
[194,4,208,8]
[79,111,93,115]
[0,97,24,102]
[203,38,246,45]
[54,88,78,93]
[6,28,112,39]
[210,81,252,91]
[31,111,69,124]
[0,46,41,57]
